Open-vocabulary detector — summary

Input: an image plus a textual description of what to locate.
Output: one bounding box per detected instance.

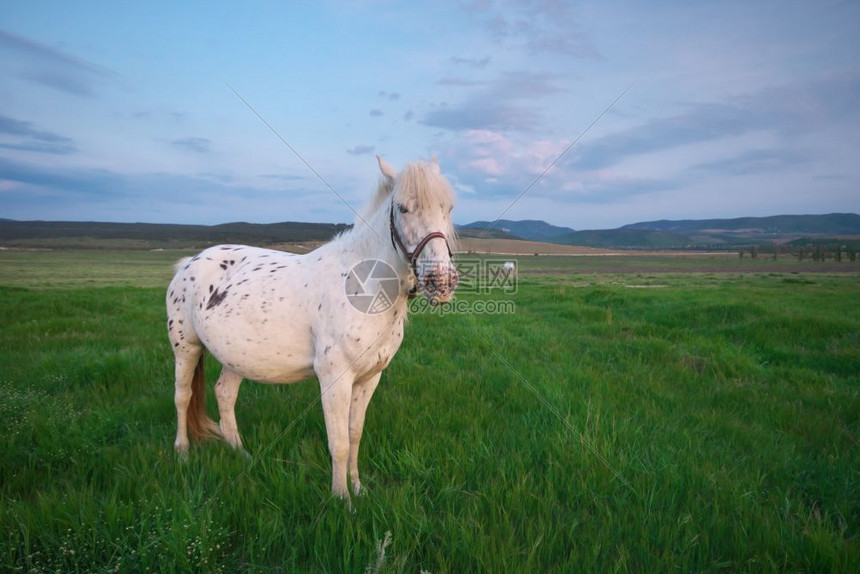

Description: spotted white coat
[167,156,458,498]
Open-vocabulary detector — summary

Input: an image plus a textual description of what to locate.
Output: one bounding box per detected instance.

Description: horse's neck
[337,204,409,276]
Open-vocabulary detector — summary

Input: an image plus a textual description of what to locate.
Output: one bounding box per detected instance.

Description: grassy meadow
[1,249,859,572]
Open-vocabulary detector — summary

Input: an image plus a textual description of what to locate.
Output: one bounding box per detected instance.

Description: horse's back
[169,244,299,297]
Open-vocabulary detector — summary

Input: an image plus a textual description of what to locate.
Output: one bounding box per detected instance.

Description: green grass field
[1,250,858,572]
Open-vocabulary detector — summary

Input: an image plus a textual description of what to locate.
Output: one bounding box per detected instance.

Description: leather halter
[389,200,452,284]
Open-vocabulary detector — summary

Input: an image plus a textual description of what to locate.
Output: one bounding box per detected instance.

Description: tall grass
[1,251,858,571]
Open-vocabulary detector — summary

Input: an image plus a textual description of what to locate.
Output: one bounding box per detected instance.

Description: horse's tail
[174,257,192,274]
[186,353,222,441]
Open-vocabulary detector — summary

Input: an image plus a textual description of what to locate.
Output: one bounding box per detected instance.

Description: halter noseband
[389,200,452,284]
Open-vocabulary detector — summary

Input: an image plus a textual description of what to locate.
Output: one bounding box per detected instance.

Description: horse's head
[379,155,459,305]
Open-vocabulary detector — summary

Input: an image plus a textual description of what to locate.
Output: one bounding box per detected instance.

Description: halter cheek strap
[389,201,452,281]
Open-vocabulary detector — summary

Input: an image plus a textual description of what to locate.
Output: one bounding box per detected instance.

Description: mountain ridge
[620,213,860,235]
[553,213,860,249]
[1,213,857,250]
[459,219,575,241]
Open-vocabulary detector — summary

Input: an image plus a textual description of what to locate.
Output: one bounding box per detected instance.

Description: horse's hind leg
[214,368,246,453]
[173,346,203,457]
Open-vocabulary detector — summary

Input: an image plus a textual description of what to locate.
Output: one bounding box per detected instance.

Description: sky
[0,0,858,230]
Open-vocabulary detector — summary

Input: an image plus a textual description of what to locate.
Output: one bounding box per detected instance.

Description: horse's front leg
[348,372,382,495]
[317,362,354,498]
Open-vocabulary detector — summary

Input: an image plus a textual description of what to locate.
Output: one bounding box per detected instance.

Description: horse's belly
[196,312,316,383]
[235,361,316,385]
[208,337,316,383]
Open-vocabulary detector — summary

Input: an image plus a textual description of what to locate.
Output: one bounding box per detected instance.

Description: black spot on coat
[207,287,230,309]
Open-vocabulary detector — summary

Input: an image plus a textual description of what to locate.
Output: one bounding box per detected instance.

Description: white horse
[167,156,458,498]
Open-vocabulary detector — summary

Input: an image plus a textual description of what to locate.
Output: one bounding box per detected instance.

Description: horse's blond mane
[359,177,395,221]
[358,160,454,215]
[351,159,458,251]
[395,161,454,211]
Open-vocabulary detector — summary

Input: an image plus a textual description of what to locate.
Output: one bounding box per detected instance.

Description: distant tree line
[737,242,859,261]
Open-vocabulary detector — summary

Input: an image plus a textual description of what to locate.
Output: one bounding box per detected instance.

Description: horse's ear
[377,155,398,184]
[429,155,440,174]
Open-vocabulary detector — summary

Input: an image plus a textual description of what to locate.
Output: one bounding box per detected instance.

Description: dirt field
[456,237,616,255]
[520,263,860,274]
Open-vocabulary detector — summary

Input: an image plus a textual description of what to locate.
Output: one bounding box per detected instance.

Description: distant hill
[3,213,857,251]
[0,220,350,249]
[460,219,575,241]
[554,213,860,250]
[621,213,860,235]
[553,229,693,249]
[455,226,520,240]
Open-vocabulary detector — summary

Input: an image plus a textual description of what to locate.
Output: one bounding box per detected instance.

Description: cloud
[435,123,685,213]
[424,102,540,132]
[260,173,304,181]
[437,77,485,87]
[403,110,415,122]
[172,137,211,153]
[0,29,115,97]
[378,90,400,101]
[195,172,233,184]
[0,142,77,154]
[0,155,329,224]
[692,148,806,176]
[572,72,860,171]
[0,114,77,154]
[812,174,848,181]
[441,70,860,223]
[423,72,560,132]
[457,129,570,176]
[465,0,599,57]
[0,114,75,144]
[571,103,751,171]
[495,71,562,98]
[369,109,384,117]
[346,144,375,155]
[436,129,575,202]
[0,155,124,200]
[564,175,678,204]
[132,109,189,124]
[451,56,490,68]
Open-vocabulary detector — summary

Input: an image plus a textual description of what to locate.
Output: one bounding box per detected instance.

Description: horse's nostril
[449,271,459,290]
[421,266,459,296]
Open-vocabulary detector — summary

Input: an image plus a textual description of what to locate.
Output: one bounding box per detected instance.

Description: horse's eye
[398,204,409,214]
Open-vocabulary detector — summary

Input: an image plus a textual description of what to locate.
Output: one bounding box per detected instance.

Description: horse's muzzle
[421,264,459,305]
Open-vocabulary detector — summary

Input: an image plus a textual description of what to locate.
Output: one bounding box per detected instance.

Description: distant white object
[504,261,516,272]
